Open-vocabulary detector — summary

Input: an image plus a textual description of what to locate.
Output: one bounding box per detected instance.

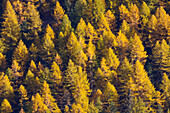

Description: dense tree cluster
[0,0,170,112]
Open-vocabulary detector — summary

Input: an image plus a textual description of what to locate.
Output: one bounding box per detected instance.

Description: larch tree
[140,1,151,27]
[105,47,120,71]
[85,22,98,44]
[120,20,130,37]
[160,73,170,111]
[0,74,14,103]
[50,61,62,85]
[28,60,38,75]
[29,43,39,61]
[23,2,42,44]
[67,32,87,67]
[75,18,87,40]
[73,0,87,26]
[91,0,105,28]
[25,70,41,96]
[0,53,7,72]
[31,93,49,113]
[0,99,13,113]
[41,81,61,113]
[13,40,29,71]
[45,24,55,40]
[41,32,56,66]
[102,81,119,112]
[65,59,91,112]
[102,30,117,48]
[18,85,28,108]
[129,33,147,64]
[97,13,110,35]
[116,30,129,59]
[53,1,65,28]
[152,39,170,85]
[118,57,134,112]
[105,10,116,32]
[59,14,73,38]
[133,60,162,112]
[1,0,21,48]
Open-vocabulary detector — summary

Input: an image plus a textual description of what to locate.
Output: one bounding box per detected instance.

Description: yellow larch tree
[140,1,151,27]
[51,61,62,85]
[29,43,39,61]
[1,0,21,48]
[102,81,119,112]
[0,53,7,72]
[129,33,147,64]
[28,60,38,75]
[41,81,61,113]
[102,29,117,48]
[53,1,65,28]
[75,18,87,39]
[152,39,170,82]
[0,74,14,103]
[45,24,55,40]
[0,99,13,113]
[120,20,130,36]
[13,40,29,71]
[25,70,41,95]
[105,47,120,70]
[86,22,98,44]
[67,32,87,67]
[41,32,56,66]
[97,14,110,34]
[65,60,91,112]
[31,93,49,113]
[105,10,116,32]
[116,30,129,58]
[18,85,28,107]
[133,60,162,112]
[160,73,170,111]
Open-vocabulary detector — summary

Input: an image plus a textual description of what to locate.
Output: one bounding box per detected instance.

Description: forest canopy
[0,0,170,112]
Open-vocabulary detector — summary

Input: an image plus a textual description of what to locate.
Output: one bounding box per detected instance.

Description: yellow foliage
[1,99,13,113]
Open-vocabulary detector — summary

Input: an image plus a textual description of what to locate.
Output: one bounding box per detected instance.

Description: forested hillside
[0,0,170,112]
